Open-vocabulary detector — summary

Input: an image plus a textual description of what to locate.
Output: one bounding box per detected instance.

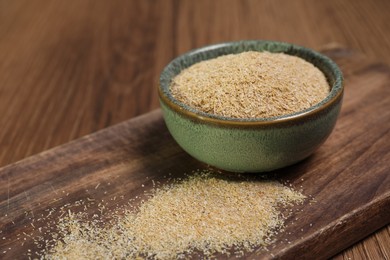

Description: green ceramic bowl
[159,40,343,172]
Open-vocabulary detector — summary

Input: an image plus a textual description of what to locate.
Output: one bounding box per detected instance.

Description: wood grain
[1,0,390,258]
[0,49,389,259]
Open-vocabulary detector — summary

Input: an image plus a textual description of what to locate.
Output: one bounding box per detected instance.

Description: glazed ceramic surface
[159,40,343,172]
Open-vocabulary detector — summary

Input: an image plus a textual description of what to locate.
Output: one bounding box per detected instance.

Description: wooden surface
[0,0,390,258]
[0,48,389,259]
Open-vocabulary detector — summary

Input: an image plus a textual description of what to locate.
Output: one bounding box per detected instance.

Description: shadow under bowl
[158,40,343,173]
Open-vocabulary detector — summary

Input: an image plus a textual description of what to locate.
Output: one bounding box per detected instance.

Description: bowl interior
[159,40,343,122]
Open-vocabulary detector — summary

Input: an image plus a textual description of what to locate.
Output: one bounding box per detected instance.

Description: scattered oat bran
[41,170,305,259]
[170,51,330,118]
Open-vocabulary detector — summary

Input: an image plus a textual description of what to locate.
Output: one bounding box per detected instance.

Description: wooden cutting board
[0,48,389,259]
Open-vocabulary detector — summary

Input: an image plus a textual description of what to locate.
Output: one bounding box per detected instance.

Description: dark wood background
[0,0,389,258]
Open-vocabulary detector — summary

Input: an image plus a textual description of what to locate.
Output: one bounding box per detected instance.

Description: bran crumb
[170,51,330,118]
[40,170,305,259]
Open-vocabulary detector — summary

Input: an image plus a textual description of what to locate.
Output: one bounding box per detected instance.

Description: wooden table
[0,0,389,259]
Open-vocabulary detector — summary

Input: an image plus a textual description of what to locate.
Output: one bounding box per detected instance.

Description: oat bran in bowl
[159,40,343,172]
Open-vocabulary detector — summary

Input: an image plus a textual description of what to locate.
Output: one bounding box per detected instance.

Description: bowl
[158,40,343,172]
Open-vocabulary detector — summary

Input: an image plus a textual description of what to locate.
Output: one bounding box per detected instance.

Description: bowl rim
[158,40,344,127]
